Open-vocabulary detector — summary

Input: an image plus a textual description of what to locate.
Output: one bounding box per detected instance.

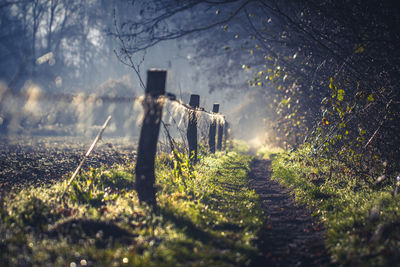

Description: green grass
[256,144,283,160]
[270,146,400,266]
[0,150,265,266]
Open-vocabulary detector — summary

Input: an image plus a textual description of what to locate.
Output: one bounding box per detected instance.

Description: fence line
[1,89,227,153]
[1,90,136,103]
[1,89,225,125]
[133,70,229,206]
[2,70,231,207]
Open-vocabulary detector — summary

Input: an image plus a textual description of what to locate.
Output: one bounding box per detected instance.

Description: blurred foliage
[241,1,400,185]
[0,0,118,91]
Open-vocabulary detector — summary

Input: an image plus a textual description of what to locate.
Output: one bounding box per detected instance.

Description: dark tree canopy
[115,0,400,178]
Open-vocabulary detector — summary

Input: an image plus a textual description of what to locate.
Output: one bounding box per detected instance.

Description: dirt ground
[0,135,137,199]
[249,159,333,267]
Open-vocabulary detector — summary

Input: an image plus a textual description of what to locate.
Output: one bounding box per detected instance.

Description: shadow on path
[249,159,332,266]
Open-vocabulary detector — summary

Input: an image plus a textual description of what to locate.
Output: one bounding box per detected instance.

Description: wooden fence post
[187,94,200,163]
[208,103,219,153]
[223,121,230,150]
[135,70,166,206]
[217,115,224,151]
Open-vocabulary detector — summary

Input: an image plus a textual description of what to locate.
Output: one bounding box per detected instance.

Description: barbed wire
[2,90,136,103]
[1,88,229,198]
[2,90,226,124]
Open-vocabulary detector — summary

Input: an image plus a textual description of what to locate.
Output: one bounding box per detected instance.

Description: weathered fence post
[135,70,166,206]
[223,121,230,150]
[187,94,200,163]
[208,103,219,153]
[217,115,224,151]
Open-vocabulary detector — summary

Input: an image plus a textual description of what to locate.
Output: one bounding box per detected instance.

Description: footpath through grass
[269,146,400,266]
[0,150,265,266]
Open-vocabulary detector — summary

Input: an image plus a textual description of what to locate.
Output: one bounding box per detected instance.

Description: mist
[0,0,272,146]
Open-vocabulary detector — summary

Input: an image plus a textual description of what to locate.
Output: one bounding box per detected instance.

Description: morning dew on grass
[0,150,265,266]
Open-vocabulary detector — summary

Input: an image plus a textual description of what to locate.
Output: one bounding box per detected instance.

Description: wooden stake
[217,115,224,151]
[223,121,230,150]
[60,115,111,201]
[187,94,200,163]
[208,103,219,153]
[135,70,166,206]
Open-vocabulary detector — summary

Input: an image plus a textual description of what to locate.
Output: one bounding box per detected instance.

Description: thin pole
[60,115,111,201]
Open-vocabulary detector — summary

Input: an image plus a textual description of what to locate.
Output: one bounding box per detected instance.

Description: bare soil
[0,136,136,199]
[249,159,333,267]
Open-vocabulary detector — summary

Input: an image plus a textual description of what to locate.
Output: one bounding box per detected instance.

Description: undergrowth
[270,145,400,266]
[0,150,265,266]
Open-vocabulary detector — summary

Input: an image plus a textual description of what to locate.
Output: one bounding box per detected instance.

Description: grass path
[249,159,332,266]
[0,151,266,266]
